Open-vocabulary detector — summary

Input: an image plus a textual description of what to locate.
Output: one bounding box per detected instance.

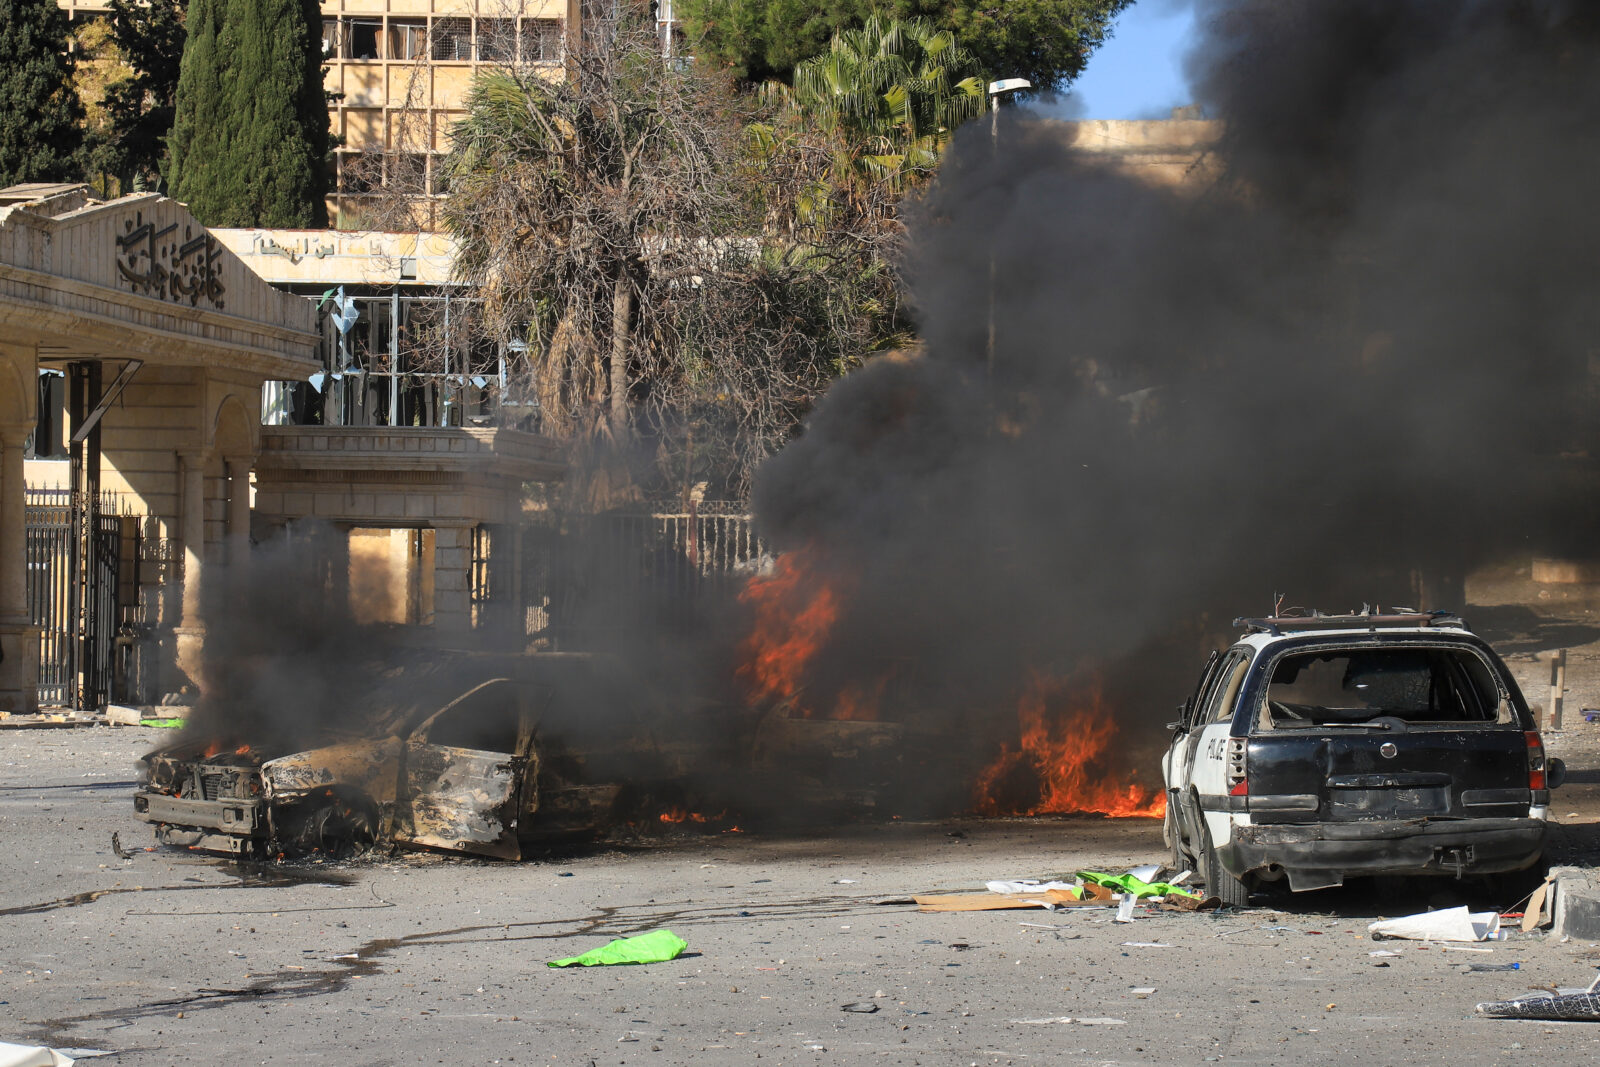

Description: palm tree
[779,16,986,190]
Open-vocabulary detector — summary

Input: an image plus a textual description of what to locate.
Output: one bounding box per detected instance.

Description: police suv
[1162,610,1565,906]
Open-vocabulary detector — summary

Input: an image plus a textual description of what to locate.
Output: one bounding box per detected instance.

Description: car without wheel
[1161,610,1565,906]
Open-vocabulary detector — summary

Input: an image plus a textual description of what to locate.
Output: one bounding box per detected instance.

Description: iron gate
[24,489,127,708]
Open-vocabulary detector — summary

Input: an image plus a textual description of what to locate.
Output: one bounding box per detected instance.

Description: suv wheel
[1200,822,1252,908]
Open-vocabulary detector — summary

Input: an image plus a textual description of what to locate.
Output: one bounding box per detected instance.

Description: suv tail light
[1526,731,1546,790]
[1226,737,1248,795]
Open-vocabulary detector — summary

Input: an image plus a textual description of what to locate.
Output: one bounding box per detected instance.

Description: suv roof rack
[1233,609,1468,637]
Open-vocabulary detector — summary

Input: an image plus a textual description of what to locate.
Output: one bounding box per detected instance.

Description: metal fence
[24,489,129,708]
[521,509,762,648]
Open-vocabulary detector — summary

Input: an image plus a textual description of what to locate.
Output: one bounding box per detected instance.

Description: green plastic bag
[548,929,688,968]
[1077,870,1199,899]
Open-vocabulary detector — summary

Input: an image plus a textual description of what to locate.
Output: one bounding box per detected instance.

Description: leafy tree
[0,0,85,185]
[96,0,187,192]
[442,16,903,498]
[167,0,328,226]
[678,0,1132,91]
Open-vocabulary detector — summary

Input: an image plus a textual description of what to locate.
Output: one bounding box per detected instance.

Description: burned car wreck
[134,679,619,859]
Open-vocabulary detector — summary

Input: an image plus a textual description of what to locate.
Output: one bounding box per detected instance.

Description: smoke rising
[750,0,1600,787]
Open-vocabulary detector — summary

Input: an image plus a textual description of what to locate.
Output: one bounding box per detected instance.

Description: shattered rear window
[1262,646,1504,727]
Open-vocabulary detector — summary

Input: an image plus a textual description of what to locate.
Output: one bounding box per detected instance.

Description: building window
[523,19,564,63]
[348,19,380,60]
[432,18,471,61]
[477,18,515,63]
[321,18,341,58]
[389,19,427,61]
[338,153,379,194]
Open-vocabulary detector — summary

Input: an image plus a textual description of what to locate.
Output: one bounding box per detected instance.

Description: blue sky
[1036,1,1198,120]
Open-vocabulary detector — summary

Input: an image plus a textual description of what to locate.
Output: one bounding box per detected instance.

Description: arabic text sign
[115,212,226,309]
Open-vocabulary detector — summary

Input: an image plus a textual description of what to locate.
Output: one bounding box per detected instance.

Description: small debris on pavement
[840,1002,879,1013]
[548,930,688,968]
[1368,906,1500,942]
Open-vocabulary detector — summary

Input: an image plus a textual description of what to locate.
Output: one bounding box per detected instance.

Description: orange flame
[973,675,1165,819]
[658,807,726,825]
[739,550,877,720]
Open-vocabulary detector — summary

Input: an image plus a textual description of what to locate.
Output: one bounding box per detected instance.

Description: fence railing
[521,508,762,648]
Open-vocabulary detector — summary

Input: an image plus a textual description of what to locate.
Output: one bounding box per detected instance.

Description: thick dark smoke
[751,0,1600,795]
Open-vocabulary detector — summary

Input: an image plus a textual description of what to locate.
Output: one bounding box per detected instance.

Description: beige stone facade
[253,426,564,638]
[57,0,579,228]
[1,184,321,711]
[1051,118,1223,190]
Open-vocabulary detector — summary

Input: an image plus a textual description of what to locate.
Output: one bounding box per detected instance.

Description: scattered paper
[0,1043,78,1067]
[1367,906,1499,943]
[1114,895,1137,923]
[1013,1017,1127,1026]
[986,880,1077,896]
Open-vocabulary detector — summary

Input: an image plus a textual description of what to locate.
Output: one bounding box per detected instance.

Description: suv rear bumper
[1223,816,1546,889]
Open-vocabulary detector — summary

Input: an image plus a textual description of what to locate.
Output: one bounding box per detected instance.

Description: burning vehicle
[133,678,619,859]
[1163,611,1566,905]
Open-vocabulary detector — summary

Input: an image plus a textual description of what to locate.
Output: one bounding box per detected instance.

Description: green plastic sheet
[139,718,185,728]
[1077,870,1199,899]
[548,929,688,968]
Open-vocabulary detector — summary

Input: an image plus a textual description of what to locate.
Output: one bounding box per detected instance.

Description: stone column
[431,524,474,637]
[0,427,39,713]
[173,450,209,690]
[225,457,252,570]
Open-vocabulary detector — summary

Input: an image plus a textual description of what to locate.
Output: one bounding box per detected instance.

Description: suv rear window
[1263,646,1505,727]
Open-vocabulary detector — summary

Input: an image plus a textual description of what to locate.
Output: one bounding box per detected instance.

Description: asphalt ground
[2,722,1600,1067]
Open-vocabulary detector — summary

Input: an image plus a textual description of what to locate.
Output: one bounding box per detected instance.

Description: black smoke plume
[749,0,1600,798]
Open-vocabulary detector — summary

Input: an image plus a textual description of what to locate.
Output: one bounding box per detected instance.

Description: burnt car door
[391,679,537,860]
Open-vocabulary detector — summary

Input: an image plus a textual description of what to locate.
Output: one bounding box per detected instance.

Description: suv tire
[1200,822,1252,908]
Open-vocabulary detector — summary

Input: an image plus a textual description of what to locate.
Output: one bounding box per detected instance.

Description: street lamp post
[985,78,1031,379]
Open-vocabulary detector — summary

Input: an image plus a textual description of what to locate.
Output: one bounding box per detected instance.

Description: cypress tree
[168,0,328,226]
[0,0,86,186]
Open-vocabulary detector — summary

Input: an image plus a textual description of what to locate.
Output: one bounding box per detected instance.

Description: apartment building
[57,0,591,228]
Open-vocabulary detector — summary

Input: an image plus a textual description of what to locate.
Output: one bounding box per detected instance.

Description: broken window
[321,18,341,58]
[422,681,523,753]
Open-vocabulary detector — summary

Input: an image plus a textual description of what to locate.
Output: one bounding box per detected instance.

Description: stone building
[2,184,320,713]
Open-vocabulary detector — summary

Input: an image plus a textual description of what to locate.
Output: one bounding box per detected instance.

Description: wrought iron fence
[521,508,762,648]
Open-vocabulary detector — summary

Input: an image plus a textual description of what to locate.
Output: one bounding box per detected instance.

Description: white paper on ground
[0,1042,75,1067]
[1367,905,1500,943]
[985,880,1076,895]
[1114,895,1137,923]
[1128,865,1162,883]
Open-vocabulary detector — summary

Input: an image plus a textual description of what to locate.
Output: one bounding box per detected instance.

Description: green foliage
[678,0,1132,90]
[0,0,85,186]
[91,0,186,192]
[442,20,907,498]
[168,0,328,226]
[777,15,983,188]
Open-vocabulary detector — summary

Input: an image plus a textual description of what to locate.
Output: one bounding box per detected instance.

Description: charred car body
[134,679,618,859]
[1162,612,1565,905]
